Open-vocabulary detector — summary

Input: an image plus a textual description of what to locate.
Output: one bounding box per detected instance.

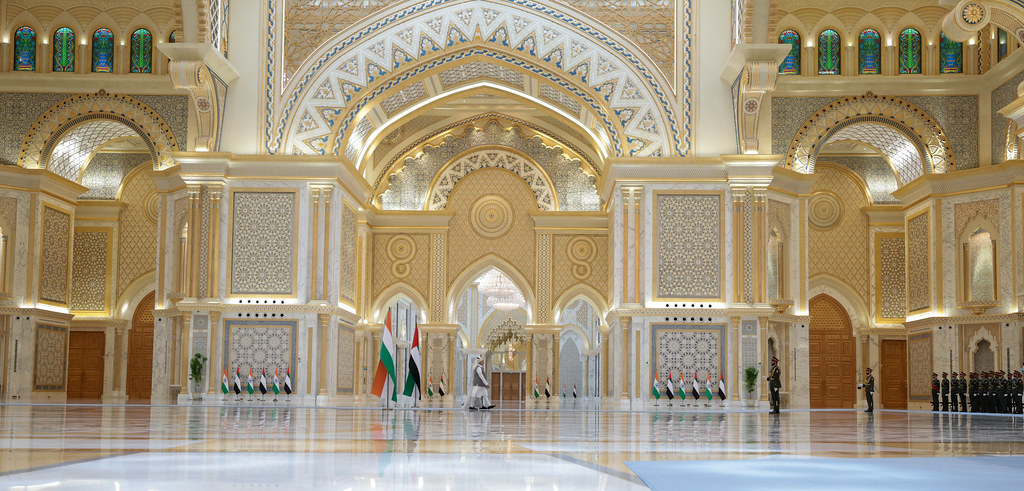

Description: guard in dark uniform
[998,371,1009,413]
[930,372,940,411]
[959,372,968,412]
[858,368,875,413]
[941,372,950,411]
[949,372,959,412]
[979,372,988,412]
[1015,372,1023,414]
[968,372,977,412]
[766,356,781,414]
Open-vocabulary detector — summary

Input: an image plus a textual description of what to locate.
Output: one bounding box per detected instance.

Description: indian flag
[678,373,686,400]
[534,377,541,399]
[665,371,675,400]
[247,368,255,395]
[718,373,727,400]
[370,309,398,402]
[651,372,661,400]
[705,373,714,401]
[272,368,281,395]
[562,385,566,398]
[221,369,229,394]
[427,376,434,397]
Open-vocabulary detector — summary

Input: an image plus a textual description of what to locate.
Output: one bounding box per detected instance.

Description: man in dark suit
[766,356,781,414]
[930,373,939,411]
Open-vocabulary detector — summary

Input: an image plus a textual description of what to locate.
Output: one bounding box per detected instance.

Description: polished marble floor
[1,402,1023,490]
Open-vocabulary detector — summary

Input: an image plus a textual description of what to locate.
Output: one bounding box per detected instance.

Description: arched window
[997,28,1009,62]
[169,30,178,43]
[53,27,75,72]
[940,33,963,74]
[92,28,114,73]
[898,28,922,74]
[130,28,152,73]
[778,30,801,75]
[858,29,882,75]
[818,29,841,75]
[13,26,36,71]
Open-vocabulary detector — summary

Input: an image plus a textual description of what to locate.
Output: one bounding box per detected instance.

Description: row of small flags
[221,367,293,396]
[530,377,578,399]
[652,372,727,401]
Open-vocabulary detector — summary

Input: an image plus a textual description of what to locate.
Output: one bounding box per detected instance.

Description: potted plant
[743,366,759,408]
[188,353,208,400]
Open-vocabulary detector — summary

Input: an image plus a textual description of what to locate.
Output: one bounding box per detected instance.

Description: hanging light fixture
[478,269,524,312]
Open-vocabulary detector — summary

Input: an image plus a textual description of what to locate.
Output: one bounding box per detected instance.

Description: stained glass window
[52,27,75,72]
[92,28,114,73]
[899,28,922,74]
[130,28,152,73]
[169,30,178,43]
[940,33,963,74]
[13,26,35,71]
[818,29,841,75]
[858,29,882,75]
[997,29,1008,62]
[778,30,801,75]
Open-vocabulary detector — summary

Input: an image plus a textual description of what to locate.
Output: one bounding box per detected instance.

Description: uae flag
[534,377,541,399]
[718,373,727,400]
[438,375,446,397]
[572,385,578,398]
[284,368,293,395]
[233,368,242,395]
[544,377,552,398]
[427,376,434,397]
[259,368,268,395]
[678,373,686,400]
[691,373,701,400]
[705,373,714,401]
[370,309,398,402]
[247,368,255,395]
[651,372,661,400]
[402,322,422,401]
[221,369,229,394]
[272,368,281,395]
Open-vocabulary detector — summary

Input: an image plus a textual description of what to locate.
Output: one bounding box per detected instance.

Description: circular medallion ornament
[808,191,843,230]
[386,234,416,278]
[567,236,598,280]
[471,195,513,238]
[144,191,160,224]
[961,3,987,25]
[743,98,760,115]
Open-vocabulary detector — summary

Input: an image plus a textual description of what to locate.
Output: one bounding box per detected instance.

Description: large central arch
[271,0,685,160]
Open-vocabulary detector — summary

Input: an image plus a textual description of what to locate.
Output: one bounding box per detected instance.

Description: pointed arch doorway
[127,292,155,401]
[808,294,856,408]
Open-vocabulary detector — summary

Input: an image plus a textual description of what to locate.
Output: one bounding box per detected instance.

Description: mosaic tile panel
[340,205,357,304]
[908,332,932,400]
[80,154,151,199]
[878,235,906,319]
[230,192,296,295]
[650,324,726,391]
[741,320,757,372]
[655,194,722,299]
[117,170,158,296]
[337,324,355,394]
[39,207,70,305]
[558,336,584,395]
[223,320,297,377]
[992,71,1024,165]
[33,324,68,390]
[70,230,109,312]
[954,199,1000,238]
[907,212,931,313]
[48,121,137,182]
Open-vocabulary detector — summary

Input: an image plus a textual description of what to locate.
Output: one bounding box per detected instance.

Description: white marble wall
[0,189,34,307]
[939,189,1014,315]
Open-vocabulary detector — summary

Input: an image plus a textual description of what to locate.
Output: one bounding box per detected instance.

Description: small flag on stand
[534,378,541,399]
[259,368,268,395]
[691,373,700,400]
[572,385,578,398]
[665,371,675,401]
[678,373,686,400]
[705,373,714,401]
[562,385,566,398]
[273,368,281,395]
[221,369,229,394]
[718,373,727,400]
[427,376,435,397]
[652,372,662,400]
[233,368,242,395]
[247,368,255,395]
[438,375,446,397]
[544,378,552,398]
[284,368,293,395]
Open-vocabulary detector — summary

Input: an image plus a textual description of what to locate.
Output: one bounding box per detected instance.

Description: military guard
[949,372,959,412]
[1015,372,1023,414]
[858,368,874,413]
[930,373,939,411]
[959,372,968,412]
[968,372,977,412]
[766,356,781,414]
[941,372,950,411]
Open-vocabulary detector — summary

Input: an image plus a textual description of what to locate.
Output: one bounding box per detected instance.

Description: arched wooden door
[808,294,856,408]
[126,292,155,400]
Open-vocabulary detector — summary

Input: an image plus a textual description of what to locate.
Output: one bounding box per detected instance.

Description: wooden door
[490,372,523,401]
[66,331,105,399]
[809,295,856,408]
[127,292,155,401]
[881,339,908,409]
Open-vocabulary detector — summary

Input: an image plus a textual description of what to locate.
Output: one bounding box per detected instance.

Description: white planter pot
[743,390,756,408]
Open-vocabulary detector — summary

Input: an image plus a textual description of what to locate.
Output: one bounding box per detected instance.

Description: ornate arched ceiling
[269,0,687,165]
[825,123,918,185]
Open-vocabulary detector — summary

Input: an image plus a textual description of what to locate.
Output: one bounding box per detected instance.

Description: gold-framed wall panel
[651,189,727,304]
[226,187,301,299]
[37,203,73,308]
[906,208,932,315]
[69,225,115,316]
[873,231,906,324]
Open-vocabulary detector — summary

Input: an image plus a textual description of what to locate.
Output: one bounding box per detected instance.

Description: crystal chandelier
[478,269,524,312]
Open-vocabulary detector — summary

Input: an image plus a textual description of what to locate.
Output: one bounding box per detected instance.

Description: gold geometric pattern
[551,234,609,304]
[117,171,158,296]
[71,230,109,312]
[767,199,791,235]
[907,212,931,313]
[229,192,297,295]
[446,168,536,292]
[284,0,390,77]
[0,197,17,232]
[372,233,431,303]
[908,333,932,400]
[337,324,355,394]
[33,324,68,391]
[655,193,722,299]
[954,198,1000,238]
[809,167,870,307]
[340,205,357,304]
[39,207,70,305]
[878,235,906,320]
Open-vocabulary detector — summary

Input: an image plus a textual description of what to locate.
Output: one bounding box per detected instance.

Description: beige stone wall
[809,166,870,308]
